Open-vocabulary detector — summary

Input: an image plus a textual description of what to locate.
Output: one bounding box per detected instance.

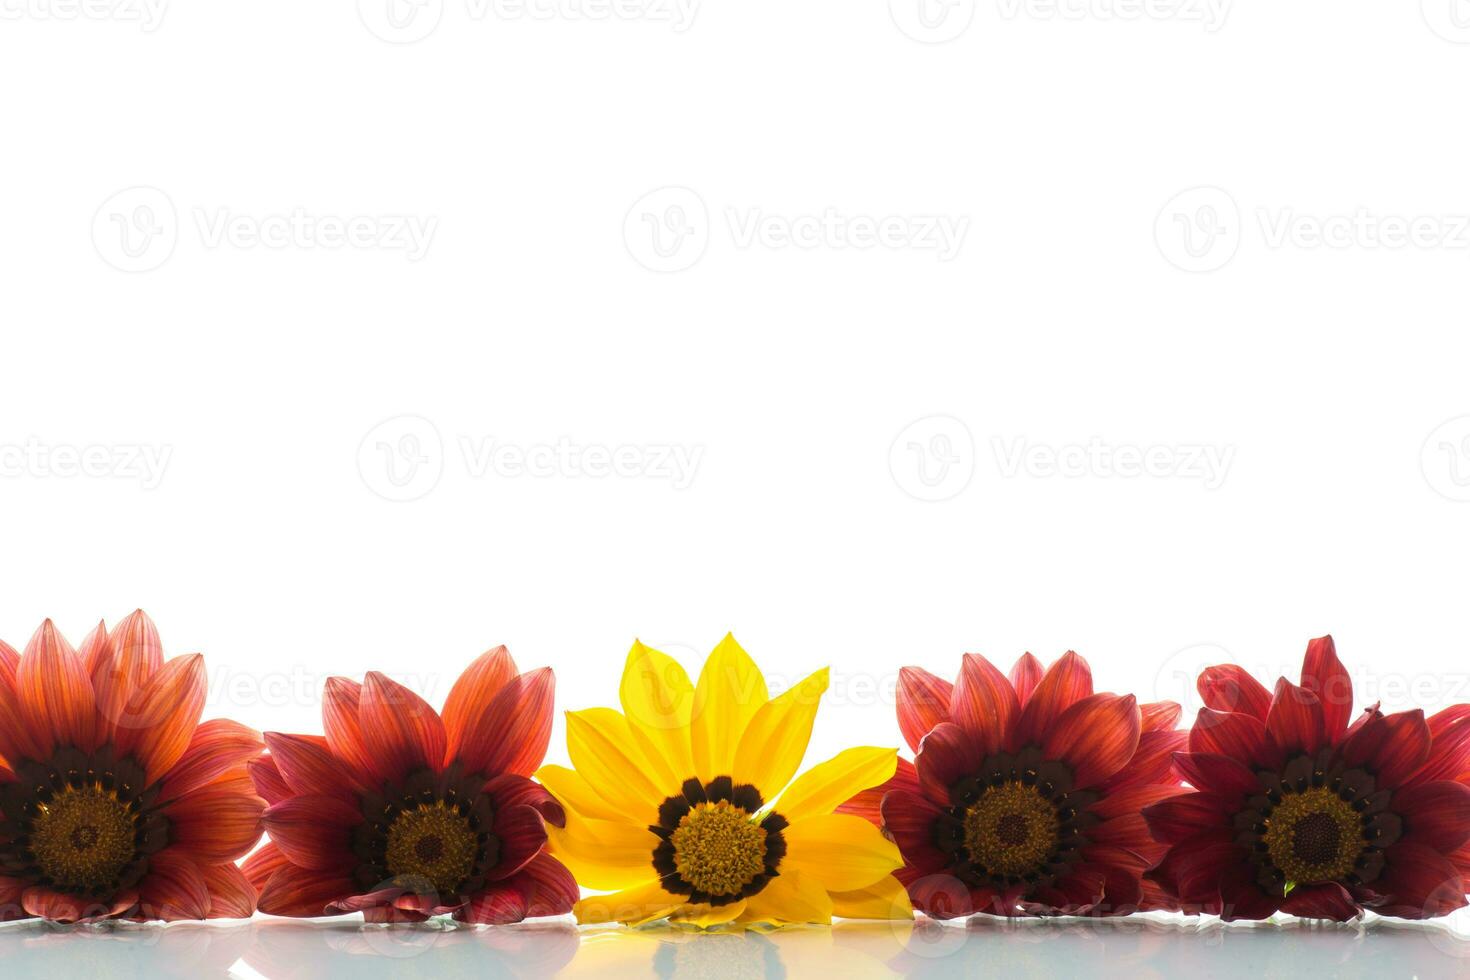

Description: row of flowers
[2,613,1467,927]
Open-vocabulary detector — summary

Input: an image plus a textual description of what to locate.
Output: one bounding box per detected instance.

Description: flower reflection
[243,919,580,978]
[0,920,253,977]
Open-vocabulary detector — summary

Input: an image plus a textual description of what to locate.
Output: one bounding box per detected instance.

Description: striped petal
[158,719,263,803]
[457,667,555,779]
[1009,653,1045,705]
[262,795,361,871]
[896,666,954,754]
[732,667,829,798]
[201,862,257,919]
[1301,635,1353,742]
[358,672,447,784]
[1014,651,1093,747]
[112,654,207,784]
[248,756,292,806]
[1265,678,1325,755]
[1197,665,1272,721]
[321,677,378,793]
[137,850,211,921]
[690,634,768,784]
[18,620,96,754]
[264,732,358,803]
[949,653,1019,754]
[256,861,355,918]
[1041,693,1141,789]
[165,775,265,863]
[93,610,164,740]
[441,645,518,765]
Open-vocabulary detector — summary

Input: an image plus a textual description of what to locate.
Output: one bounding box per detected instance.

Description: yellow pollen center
[962,781,1060,878]
[669,801,768,898]
[29,783,137,891]
[1262,786,1364,886]
[384,800,478,897]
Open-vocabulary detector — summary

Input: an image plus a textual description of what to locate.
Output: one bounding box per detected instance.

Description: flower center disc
[384,800,479,897]
[962,782,1061,878]
[1262,786,1364,885]
[29,784,137,891]
[669,800,768,898]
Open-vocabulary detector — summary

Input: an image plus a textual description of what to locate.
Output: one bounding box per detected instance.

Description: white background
[4,3,1470,962]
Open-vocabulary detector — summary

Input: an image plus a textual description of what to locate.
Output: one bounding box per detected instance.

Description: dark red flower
[0,613,265,923]
[1144,636,1470,921]
[247,646,577,924]
[840,651,1185,918]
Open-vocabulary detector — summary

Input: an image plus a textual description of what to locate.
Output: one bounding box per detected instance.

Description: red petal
[1042,693,1141,789]
[1342,710,1432,790]
[358,672,447,784]
[1141,701,1182,733]
[248,757,292,806]
[1300,635,1352,742]
[18,620,97,754]
[458,852,578,923]
[263,732,357,803]
[441,645,518,765]
[262,795,361,871]
[257,861,355,917]
[137,850,212,921]
[896,666,954,754]
[487,804,548,881]
[158,719,263,802]
[1265,677,1326,756]
[166,775,265,863]
[0,639,18,685]
[200,862,257,919]
[1280,881,1359,920]
[1395,780,1470,853]
[1142,792,1233,844]
[321,677,378,793]
[1197,665,1272,721]
[21,886,133,923]
[457,668,555,779]
[949,654,1019,754]
[482,772,565,827]
[880,789,948,875]
[1091,783,1188,822]
[907,873,989,919]
[241,841,291,892]
[837,757,920,829]
[1008,653,1044,705]
[914,722,981,804]
[112,654,207,784]
[1172,751,1260,800]
[1407,707,1470,787]
[0,654,48,766]
[1099,729,1186,792]
[1370,842,1469,919]
[1217,864,1282,921]
[1189,708,1270,766]
[92,610,164,743]
[1015,651,1093,747]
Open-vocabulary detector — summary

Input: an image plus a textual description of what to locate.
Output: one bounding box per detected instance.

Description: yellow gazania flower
[537,635,911,928]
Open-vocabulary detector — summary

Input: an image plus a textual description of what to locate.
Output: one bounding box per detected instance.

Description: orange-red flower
[841,651,1185,917]
[246,646,576,924]
[0,613,265,923]
[1143,636,1470,920]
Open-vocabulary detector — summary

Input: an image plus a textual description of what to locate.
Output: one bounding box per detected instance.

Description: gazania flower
[246,646,577,924]
[539,635,909,927]
[1143,636,1470,920]
[841,651,1186,918]
[0,612,265,923]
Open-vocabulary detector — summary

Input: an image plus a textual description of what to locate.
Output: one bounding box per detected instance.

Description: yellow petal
[739,869,833,926]
[620,640,696,788]
[830,874,914,920]
[546,815,661,891]
[782,813,904,892]
[535,764,624,822]
[566,707,667,815]
[575,879,684,926]
[691,634,768,783]
[731,667,829,799]
[670,900,747,928]
[775,747,898,822]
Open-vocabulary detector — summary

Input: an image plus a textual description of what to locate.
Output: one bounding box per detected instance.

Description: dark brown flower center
[30,784,137,890]
[384,800,479,897]
[651,776,787,907]
[961,781,1061,879]
[1261,787,1363,885]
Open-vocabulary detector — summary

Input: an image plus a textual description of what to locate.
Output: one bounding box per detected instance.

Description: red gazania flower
[246,646,577,924]
[1143,636,1470,921]
[841,651,1185,918]
[0,613,265,923]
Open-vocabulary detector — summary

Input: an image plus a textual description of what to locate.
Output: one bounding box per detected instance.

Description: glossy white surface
[3,913,1469,979]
